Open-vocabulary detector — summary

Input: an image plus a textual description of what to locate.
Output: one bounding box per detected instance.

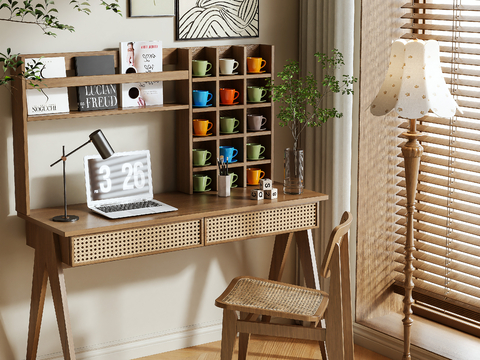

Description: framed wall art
[176,0,259,40]
[129,0,175,17]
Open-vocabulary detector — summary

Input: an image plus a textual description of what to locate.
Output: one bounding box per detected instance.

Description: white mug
[219,58,239,75]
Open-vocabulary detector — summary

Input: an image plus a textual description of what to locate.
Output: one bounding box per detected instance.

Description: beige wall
[0,2,299,358]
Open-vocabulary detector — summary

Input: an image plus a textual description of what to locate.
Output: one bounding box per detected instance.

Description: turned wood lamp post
[370,39,459,360]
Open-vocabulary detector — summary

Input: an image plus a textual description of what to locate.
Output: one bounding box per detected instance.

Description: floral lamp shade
[370,39,459,119]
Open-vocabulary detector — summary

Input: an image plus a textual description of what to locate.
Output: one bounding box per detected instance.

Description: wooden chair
[215,211,353,360]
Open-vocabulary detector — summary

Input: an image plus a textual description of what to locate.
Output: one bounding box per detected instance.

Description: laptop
[84,150,177,219]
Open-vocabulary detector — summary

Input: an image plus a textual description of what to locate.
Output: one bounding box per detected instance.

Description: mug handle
[259,146,265,156]
[206,62,212,73]
[205,150,212,161]
[206,92,213,103]
[207,121,213,131]
[205,176,212,187]
[232,149,238,159]
[233,60,239,71]
[260,59,266,69]
[233,119,240,129]
[259,170,265,179]
[233,90,240,100]
[231,173,238,183]
[261,89,267,99]
[261,116,267,127]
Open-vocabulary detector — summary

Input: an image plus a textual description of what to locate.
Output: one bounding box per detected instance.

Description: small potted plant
[266,49,357,194]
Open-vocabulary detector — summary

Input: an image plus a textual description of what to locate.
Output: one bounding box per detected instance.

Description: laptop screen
[84,150,154,206]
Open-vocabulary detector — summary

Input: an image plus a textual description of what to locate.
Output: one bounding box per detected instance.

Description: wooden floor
[136,336,391,360]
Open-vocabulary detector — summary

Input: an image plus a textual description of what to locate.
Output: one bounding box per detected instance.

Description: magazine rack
[11,44,274,216]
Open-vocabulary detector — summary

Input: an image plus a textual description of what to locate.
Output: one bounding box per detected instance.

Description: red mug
[220,88,240,105]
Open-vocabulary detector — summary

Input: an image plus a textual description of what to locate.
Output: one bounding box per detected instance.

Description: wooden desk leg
[295,229,320,290]
[26,246,48,360]
[26,225,76,360]
[268,232,294,282]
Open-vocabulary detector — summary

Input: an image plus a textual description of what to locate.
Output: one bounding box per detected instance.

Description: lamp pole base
[52,215,79,222]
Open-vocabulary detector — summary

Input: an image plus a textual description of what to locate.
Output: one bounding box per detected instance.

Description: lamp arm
[50,139,92,167]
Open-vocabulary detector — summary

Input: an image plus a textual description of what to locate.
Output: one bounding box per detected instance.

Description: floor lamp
[370,39,459,360]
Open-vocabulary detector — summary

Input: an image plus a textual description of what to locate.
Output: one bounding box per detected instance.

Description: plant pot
[283,148,304,194]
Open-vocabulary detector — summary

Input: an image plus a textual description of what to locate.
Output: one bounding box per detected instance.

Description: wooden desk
[21,185,327,360]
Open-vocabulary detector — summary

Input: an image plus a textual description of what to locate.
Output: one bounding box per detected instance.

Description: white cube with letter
[250,189,264,200]
[259,178,273,191]
[265,188,278,200]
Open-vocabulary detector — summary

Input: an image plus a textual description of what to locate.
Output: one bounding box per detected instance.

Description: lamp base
[52,215,79,222]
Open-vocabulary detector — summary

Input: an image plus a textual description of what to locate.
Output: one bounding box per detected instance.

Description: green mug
[229,172,239,187]
[193,174,212,192]
[192,60,212,76]
[220,117,240,133]
[246,143,266,160]
[193,149,212,166]
[247,86,267,102]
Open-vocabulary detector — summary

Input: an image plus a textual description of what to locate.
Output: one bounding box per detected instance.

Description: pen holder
[218,175,231,197]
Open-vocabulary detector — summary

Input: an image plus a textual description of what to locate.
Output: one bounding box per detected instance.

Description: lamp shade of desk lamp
[50,129,114,222]
[370,39,459,360]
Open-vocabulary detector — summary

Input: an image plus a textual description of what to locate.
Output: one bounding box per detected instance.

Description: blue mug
[219,146,238,162]
[193,90,213,106]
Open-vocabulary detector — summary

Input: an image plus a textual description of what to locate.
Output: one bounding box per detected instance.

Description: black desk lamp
[50,129,114,222]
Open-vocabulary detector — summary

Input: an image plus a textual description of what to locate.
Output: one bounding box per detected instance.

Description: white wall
[0,2,299,359]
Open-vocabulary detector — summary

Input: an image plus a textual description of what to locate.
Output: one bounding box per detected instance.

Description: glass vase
[283,148,304,194]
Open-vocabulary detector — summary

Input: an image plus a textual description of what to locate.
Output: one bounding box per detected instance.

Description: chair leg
[317,318,327,360]
[221,309,238,360]
[238,332,250,360]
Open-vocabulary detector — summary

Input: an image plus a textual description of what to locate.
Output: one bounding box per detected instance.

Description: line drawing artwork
[177,0,259,40]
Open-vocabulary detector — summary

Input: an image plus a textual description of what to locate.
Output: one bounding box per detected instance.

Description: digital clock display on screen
[85,151,153,204]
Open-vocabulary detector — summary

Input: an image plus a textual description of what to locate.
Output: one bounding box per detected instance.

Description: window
[392,0,480,337]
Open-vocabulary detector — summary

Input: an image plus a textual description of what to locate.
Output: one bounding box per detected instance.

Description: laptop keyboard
[96,200,162,213]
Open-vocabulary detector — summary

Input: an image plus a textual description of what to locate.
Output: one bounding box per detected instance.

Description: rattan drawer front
[71,220,202,266]
[205,203,318,244]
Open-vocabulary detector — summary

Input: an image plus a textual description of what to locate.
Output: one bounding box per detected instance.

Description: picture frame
[176,0,259,41]
[129,0,175,17]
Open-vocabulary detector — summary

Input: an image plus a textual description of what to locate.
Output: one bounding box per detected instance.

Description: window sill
[356,312,480,360]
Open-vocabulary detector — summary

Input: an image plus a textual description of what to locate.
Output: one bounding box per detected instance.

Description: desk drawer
[205,203,318,245]
[68,220,202,266]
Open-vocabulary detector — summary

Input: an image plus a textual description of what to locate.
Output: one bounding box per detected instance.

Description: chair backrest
[319,211,353,279]
[319,211,354,360]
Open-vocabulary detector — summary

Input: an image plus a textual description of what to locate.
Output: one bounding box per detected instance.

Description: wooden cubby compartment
[176,44,274,194]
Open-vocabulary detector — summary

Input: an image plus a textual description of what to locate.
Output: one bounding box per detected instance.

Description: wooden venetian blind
[393,0,480,334]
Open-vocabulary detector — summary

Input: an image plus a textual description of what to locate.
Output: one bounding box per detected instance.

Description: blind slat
[395,235,480,268]
[402,3,480,11]
[402,23,480,35]
[397,189,480,218]
[402,13,480,23]
[402,33,480,45]
[396,216,480,248]
[397,207,480,238]
[393,255,480,290]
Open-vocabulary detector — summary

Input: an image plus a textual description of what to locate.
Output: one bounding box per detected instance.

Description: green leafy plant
[0,0,121,87]
[266,49,357,151]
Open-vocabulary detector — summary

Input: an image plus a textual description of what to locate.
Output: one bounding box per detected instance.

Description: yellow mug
[193,119,213,135]
[247,167,265,185]
[247,57,266,73]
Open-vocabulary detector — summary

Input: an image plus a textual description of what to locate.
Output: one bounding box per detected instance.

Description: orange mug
[247,57,266,73]
[247,167,265,185]
[220,88,240,105]
[193,119,213,135]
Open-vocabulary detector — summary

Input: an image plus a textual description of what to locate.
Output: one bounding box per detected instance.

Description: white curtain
[298,0,355,286]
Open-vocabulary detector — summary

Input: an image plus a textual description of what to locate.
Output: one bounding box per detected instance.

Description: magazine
[119,41,163,108]
[75,55,118,111]
[26,57,69,116]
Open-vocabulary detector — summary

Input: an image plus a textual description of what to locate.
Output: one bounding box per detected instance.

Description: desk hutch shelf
[11,44,274,216]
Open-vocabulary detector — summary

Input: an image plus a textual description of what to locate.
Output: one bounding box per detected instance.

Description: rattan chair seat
[217,276,328,322]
